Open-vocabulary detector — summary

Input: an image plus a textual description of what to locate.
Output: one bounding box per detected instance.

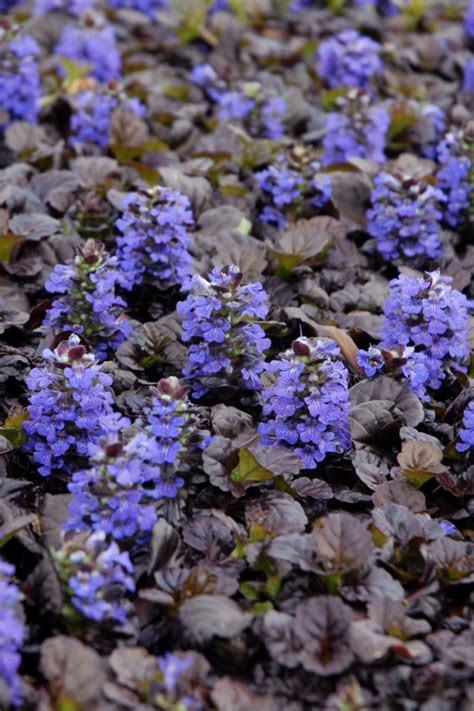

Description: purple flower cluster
[115,187,193,290]
[418,104,446,160]
[457,402,474,453]
[34,0,95,14]
[44,239,131,361]
[0,0,21,11]
[71,376,209,528]
[256,160,332,228]
[0,31,40,132]
[66,379,210,539]
[214,90,255,121]
[23,336,114,477]
[380,271,471,401]
[367,172,445,262]
[357,345,385,377]
[465,0,474,40]
[463,56,474,93]
[70,88,145,149]
[158,652,192,695]
[65,414,162,541]
[56,16,121,83]
[258,338,351,469]
[190,66,286,139]
[148,377,211,479]
[157,652,204,708]
[354,0,400,14]
[190,63,216,87]
[0,560,24,707]
[261,96,287,139]
[436,132,471,227]
[317,30,383,89]
[54,530,134,624]
[108,0,168,16]
[322,90,390,165]
[177,265,270,398]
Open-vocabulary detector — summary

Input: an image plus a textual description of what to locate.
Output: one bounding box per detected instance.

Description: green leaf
[230,541,247,560]
[251,601,274,615]
[269,217,335,279]
[248,524,268,544]
[59,698,81,711]
[272,251,305,278]
[402,469,435,489]
[321,573,343,594]
[164,84,190,101]
[240,582,261,601]
[228,0,250,22]
[60,57,91,82]
[110,138,168,161]
[0,234,23,262]
[321,87,348,111]
[219,184,247,197]
[370,526,390,548]
[388,109,418,150]
[0,410,29,449]
[230,448,274,485]
[264,574,282,599]
[236,217,252,235]
[124,161,162,185]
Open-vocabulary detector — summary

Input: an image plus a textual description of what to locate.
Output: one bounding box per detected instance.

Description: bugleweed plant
[177,265,270,398]
[44,239,131,361]
[317,30,383,89]
[0,25,40,132]
[259,337,351,469]
[115,186,193,291]
[53,530,135,624]
[380,271,470,401]
[322,89,390,165]
[367,172,445,262]
[436,131,471,228]
[24,336,114,477]
[0,560,24,707]
[55,13,121,82]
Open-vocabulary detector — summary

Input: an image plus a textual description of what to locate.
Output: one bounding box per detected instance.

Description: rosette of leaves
[266,216,336,278]
[107,647,211,709]
[371,504,446,581]
[349,375,424,447]
[421,537,474,585]
[387,99,445,157]
[393,440,448,489]
[349,596,432,665]
[66,157,125,242]
[263,596,354,675]
[116,319,187,375]
[266,512,374,594]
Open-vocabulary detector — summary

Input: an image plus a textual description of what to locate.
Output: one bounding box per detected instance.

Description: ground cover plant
[0,0,473,708]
